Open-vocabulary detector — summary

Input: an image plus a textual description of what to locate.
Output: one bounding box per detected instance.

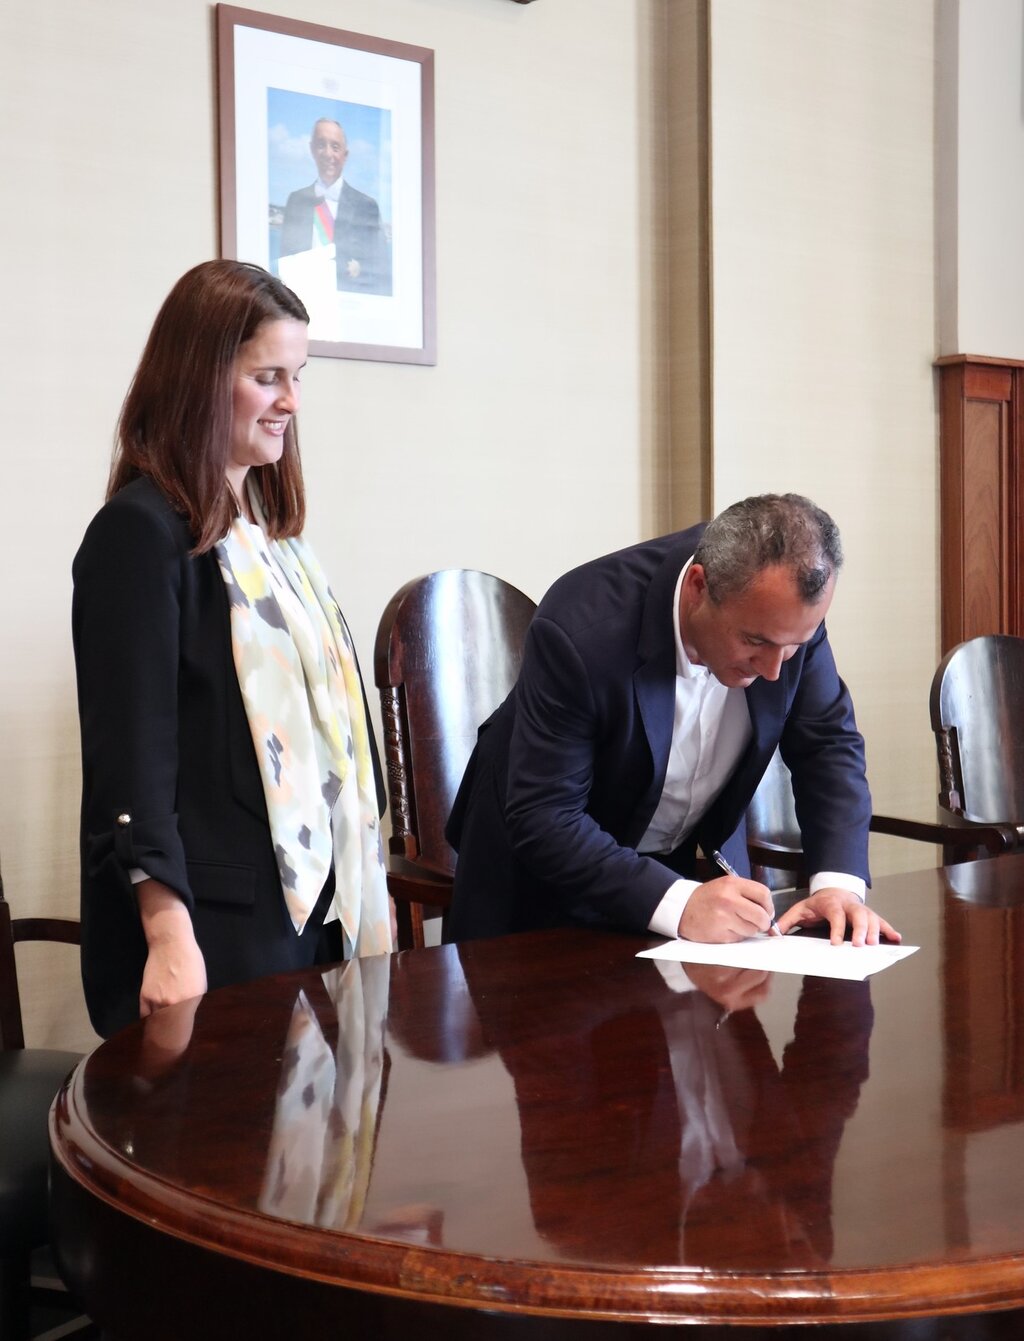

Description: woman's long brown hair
[109,260,309,553]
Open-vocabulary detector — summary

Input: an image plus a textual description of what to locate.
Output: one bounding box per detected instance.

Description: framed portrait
[217,5,436,365]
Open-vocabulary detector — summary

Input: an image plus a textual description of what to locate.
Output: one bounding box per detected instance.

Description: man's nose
[753,645,787,681]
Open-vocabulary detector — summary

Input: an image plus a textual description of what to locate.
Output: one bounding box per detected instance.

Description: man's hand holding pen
[678,849,782,943]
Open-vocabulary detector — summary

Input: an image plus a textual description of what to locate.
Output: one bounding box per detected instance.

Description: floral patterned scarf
[215,492,391,957]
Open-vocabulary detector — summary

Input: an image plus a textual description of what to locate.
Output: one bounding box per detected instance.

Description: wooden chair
[0,862,95,1338]
[745,747,1017,890]
[931,635,1024,851]
[374,570,536,949]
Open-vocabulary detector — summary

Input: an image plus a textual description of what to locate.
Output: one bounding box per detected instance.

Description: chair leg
[394,898,426,951]
[0,1249,31,1341]
[410,902,425,949]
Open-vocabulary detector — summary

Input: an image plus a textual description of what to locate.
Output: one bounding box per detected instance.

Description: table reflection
[259,955,390,1231]
[942,872,1024,1131]
[95,902,1017,1278]
[116,939,872,1271]
[450,950,874,1269]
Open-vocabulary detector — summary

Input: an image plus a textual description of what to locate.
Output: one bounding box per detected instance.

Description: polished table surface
[50,858,1024,1337]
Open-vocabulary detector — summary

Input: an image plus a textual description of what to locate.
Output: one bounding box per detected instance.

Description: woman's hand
[136,879,208,1017]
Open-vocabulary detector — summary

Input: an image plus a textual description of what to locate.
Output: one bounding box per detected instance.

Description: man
[279,117,391,296]
[446,494,900,947]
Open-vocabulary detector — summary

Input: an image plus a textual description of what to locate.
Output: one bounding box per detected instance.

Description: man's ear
[684,563,709,602]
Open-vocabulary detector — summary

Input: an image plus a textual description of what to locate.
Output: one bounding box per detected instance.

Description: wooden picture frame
[217,5,436,365]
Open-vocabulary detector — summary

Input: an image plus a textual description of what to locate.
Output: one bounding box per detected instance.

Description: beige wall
[938,0,1024,359]
[709,0,940,863]
[2,0,948,1049]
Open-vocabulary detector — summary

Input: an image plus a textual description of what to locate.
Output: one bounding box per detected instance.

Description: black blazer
[446,525,871,941]
[73,477,384,1037]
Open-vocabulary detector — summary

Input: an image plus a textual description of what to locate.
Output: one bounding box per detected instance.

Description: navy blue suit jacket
[445,525,871,941]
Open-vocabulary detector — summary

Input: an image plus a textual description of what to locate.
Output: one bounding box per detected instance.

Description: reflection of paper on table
[637,934,919,981]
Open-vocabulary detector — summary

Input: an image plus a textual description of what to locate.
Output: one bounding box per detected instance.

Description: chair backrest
[930,634,1024,823]
[744,749,805,891]
[0,860,81,1052]
[374,570,537,877]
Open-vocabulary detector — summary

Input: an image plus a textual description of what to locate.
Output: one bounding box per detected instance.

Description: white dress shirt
[315,176,341,209]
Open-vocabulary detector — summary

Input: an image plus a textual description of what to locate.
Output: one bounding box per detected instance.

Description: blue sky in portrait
[267,87,392,222]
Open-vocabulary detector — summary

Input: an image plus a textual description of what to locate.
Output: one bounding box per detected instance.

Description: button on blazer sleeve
[72,493,193,909]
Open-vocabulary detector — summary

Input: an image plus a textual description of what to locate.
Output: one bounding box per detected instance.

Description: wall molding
[937,355,1024,652]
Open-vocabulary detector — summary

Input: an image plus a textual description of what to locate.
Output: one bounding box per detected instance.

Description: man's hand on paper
[775,888,901,946]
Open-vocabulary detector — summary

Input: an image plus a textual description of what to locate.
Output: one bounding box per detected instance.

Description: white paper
[636,933,919,981]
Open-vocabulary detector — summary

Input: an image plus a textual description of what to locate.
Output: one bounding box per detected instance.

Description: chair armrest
[869,812,1019,856]
[11,917,81,947]
[385,862,452,951]
[385,864,453,911]
[745,840,805,872]
[748,813,1020,878]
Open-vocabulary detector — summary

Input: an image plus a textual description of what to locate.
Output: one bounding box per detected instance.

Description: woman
[73,260,391,1038]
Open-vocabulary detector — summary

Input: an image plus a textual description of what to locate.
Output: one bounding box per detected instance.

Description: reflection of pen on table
[710,848,782,937]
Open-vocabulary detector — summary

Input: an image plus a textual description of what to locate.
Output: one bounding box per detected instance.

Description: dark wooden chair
[930,634,1024,855]
[0,862,96,1339]
[374,570,536,949]
[745,747,1018,890]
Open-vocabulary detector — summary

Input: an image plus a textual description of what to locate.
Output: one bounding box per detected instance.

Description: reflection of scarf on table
[258,956,391,1228]
[216,490,390,956]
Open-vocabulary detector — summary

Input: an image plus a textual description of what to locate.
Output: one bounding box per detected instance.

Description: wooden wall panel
[937,356,1024,653]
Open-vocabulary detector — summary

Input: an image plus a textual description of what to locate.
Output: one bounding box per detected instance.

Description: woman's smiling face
[226,318,309,496]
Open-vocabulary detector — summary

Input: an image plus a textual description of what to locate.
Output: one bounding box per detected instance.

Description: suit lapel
[631,655,676,835]
[629,534,702,837]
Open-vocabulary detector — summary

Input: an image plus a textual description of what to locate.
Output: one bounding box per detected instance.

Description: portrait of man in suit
[278,116,392,297]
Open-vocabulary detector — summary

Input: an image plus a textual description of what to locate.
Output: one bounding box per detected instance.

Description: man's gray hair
[691,493,843,605]
[311,118,346,143]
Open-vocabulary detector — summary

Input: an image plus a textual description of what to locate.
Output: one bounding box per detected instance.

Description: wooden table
[50,859,1024,1337]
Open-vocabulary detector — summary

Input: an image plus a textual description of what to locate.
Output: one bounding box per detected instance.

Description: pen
[710,849,781,936]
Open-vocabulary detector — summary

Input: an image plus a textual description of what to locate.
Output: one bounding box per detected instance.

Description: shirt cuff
[647,878,701,938]
[652,959,699,994]
[809,871,865,900]
[129,867,150,885]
